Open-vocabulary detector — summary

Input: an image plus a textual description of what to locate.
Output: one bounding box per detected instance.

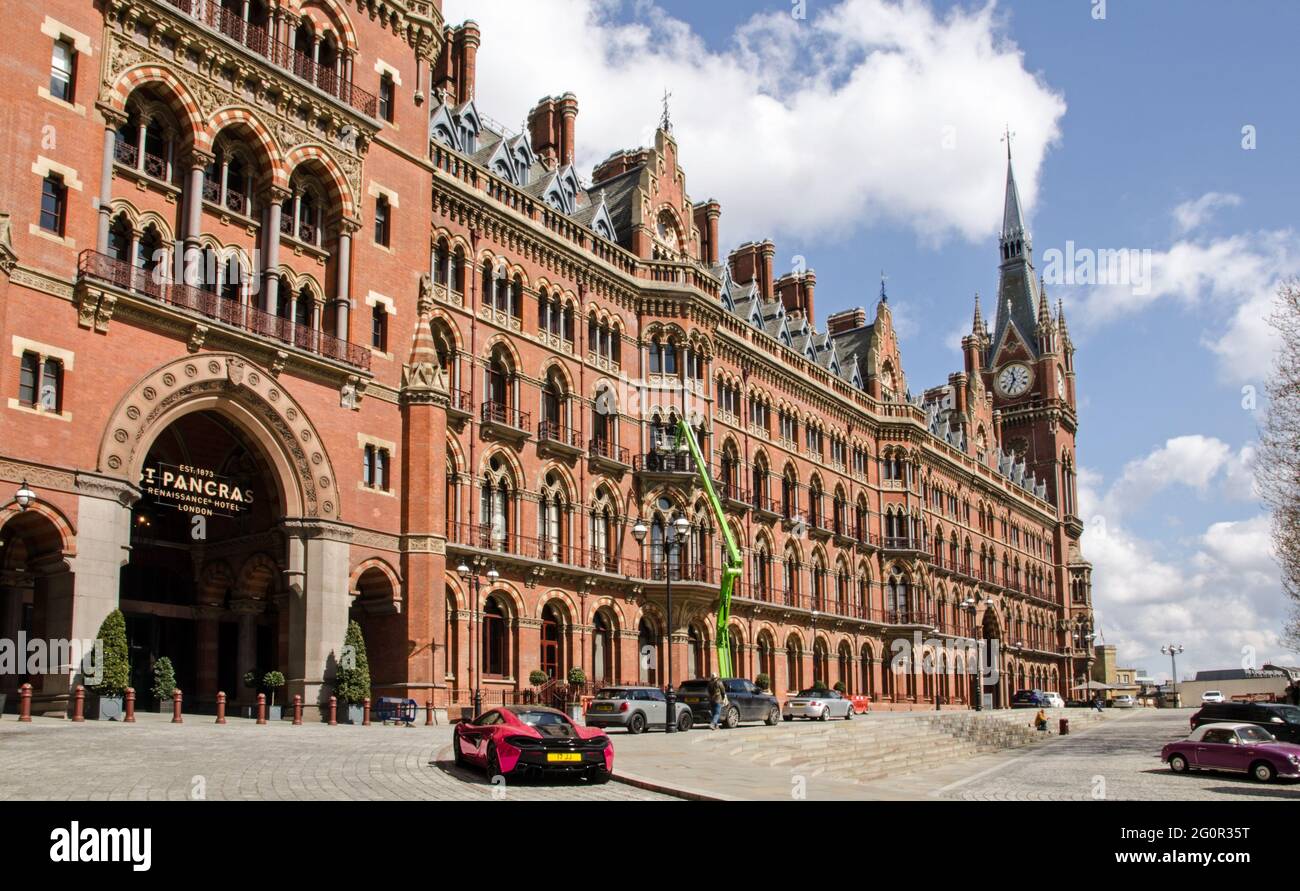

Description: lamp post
[960,595,982,711]
[632,514,691,732]
[1161,643,1184,707]
[457,560,499,718]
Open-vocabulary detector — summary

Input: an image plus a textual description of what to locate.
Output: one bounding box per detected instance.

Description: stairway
[683,708,1113,784]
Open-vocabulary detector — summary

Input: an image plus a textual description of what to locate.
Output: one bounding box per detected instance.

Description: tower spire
[972,291,984,335]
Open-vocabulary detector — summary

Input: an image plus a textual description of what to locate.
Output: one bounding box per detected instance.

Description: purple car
[1162,722,1300,783]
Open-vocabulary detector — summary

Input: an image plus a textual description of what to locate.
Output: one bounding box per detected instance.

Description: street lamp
[1161,643,1185,707]
[458,560,499,718]
[632,514,691,732]
[14,479,35,511]
[960,595,982,711]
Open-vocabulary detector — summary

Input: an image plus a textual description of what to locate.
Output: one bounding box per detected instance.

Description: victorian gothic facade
[0,0,1092,716]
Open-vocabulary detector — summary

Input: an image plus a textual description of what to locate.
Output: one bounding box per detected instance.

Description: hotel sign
[141,463,254,517]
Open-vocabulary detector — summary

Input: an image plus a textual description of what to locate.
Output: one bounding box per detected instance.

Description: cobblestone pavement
[926,708,1300,802]
[0,714,673,802]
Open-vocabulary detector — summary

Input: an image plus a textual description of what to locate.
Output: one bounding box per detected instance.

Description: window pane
[19,353,38,405]
[51,40,74,101]
[40,359,61,412]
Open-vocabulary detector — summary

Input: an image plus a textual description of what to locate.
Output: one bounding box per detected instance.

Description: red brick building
[0,0,1093,716]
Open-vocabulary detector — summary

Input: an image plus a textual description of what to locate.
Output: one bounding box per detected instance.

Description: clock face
[997,363,1032,397]
[1057,373,1066,399]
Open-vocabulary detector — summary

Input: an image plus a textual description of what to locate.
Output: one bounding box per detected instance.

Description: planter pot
[87,694,124,721]
[267,704,283,722]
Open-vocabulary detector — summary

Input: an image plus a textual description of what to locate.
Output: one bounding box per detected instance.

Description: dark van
[1190,701,1300,744]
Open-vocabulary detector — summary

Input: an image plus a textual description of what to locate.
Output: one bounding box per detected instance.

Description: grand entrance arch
[96,353,352,712]
[981,606,1005,710]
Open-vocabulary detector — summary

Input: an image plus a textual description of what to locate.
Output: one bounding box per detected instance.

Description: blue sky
[445,0,1299,679]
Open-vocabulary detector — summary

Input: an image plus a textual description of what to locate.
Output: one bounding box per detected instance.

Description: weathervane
[1001,124,1016,159]
[660,88,673,132]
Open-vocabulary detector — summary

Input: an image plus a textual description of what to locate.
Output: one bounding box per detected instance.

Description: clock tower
[981,145,1092,679]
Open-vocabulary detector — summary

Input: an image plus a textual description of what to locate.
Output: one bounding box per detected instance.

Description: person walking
[707,674,727,730]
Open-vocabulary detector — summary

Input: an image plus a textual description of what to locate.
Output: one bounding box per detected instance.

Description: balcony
[882,536,928,557]
[633,451,696,484]
[76,251,370,370]
[588,439,631,474]
[447,522,634,576]
[537,420,583,459]
[480,402,530,443]
[886,610,938,629]
[159,0,379,118]
[716,480,750,514]
[445,388,473,422]
[750,491,781,522]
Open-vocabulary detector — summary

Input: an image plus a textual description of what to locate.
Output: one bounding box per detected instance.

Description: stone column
[261,186,290,315]
[333,222,355,339]
[282,519,353,713]
[195,606,223,705]
[96,110,127,253]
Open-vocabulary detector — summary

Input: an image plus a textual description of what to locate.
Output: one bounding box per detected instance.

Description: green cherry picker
[672,418,742,678]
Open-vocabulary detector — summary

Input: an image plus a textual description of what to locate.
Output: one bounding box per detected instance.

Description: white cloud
[443,0,1066,246]
[1172,191,1241,234]
[1068,227,1296,382]
[1081,443,1287,680]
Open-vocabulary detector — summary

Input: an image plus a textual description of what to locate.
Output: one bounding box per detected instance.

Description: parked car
[1162,722,1300,783]
[1040,692,1066,708]
[1112,695,1137,708]
[1011,689,1046,708]
[1201,690,1226,704]
[1190,701,1300,744]
[453,706,613,783]
[676,678,781,728]
[782,688,854,721]
[584,686,693,733]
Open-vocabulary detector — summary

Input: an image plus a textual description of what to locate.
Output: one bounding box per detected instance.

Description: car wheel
[1251,760,1277,783]
[588,767,612,784]
[765,706,780,726]
[818,707,830,722]
[677,709,694,732]
[783,715,793,722]
[486,742,505,781]
[844,707,854,720]
[453,736,467,768]
[628,711,647,735]
[723,706,739,729]
[1167,754,1188,774]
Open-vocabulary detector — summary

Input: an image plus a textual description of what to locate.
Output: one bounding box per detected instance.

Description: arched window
[540,603,562,680]
[887,573,909,622]
[813,639,829,687]
[538,472,568,561]
[687,625,707,678]
[482,595,508,677]
[786,637,803,692]
[758,635,775,683]
[480,456,513,548]
[590,489,616,572]
[638,619,658,685]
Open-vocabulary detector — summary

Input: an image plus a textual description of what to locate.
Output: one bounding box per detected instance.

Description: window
[378,73,395,123]
[50,38,76,103]
[363,444,390,491]
[17,352,63,413]
[374,195,391,246]
[40,175,67,235]
[371,305,388,351]
[482,597,508,676]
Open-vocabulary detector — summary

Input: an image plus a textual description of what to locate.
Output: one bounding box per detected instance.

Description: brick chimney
[827,308,867,336]
[803,270,816,322]
[758,240,775,301]
[775,273,802,316]
[456,21,480,103]
[434,25,457,102]
[528,96,560,168]
[693,200,721,265]
[557,92,578,167]
[728,242,760,289]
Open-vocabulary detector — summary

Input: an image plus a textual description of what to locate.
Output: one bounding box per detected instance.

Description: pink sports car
[1162,722,1300,783]
[453,705,614,783]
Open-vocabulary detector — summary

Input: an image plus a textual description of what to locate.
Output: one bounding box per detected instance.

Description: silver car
[782,688,855,721]
[584,686,694,733]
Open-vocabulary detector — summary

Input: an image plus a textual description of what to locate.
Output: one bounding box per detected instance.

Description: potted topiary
[263,671,285,721]
[528,669,549,687]
[152,657,177,713]
[565,667,587,720]
[832,681,846,694]
[334,620,371,724]
[755,673,771,692]
[88,609,130,720]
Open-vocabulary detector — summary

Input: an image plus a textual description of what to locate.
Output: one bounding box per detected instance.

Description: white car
[1041,692,1066,708]
[1201,690,1225,704]
[782,688,855,721]
[1112,694,1137,708]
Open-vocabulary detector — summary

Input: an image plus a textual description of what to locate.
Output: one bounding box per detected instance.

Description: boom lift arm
[673,419,743,678]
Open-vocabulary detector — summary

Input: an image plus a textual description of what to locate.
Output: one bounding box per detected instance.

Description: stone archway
[98,353,340,520]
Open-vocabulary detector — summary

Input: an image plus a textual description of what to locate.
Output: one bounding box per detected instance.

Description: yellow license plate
[547,753,582,763]
[593,704,614,712]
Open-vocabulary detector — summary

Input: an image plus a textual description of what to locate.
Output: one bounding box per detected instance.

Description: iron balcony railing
[480,401,530,432]
[537,420,581,449]
[77,251,370,370]
[161,0,379,117]
[633,452,695,474]
[588,439,630,465]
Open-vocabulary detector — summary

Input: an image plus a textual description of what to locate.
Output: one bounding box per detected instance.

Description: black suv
[1189,701,1300,744]
[675,678,781,728]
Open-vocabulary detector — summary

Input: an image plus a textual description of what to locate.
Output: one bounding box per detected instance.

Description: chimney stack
[457,21,480,103]
[528,97,560,168]
[694,200,721,265]
[758,240,775,301]
[775,274,801,316]
[802,270,816,322]
[558,93,578,167]
[827,308,867,336]
[434,21,481,106]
